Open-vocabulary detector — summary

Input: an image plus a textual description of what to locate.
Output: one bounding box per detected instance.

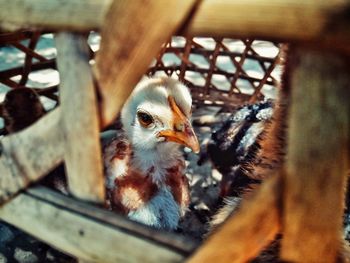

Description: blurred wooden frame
[0,0,349,262]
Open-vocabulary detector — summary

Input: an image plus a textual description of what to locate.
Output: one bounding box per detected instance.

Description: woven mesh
[0,31,284,133]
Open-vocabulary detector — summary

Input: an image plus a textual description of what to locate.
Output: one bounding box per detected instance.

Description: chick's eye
[137,111,153,127]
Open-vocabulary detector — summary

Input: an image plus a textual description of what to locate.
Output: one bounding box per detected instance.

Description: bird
[205,94,288,229]
[103,77,199,230]
[1,88,46,134]
[0,88,69,193]
[203,100,274,200]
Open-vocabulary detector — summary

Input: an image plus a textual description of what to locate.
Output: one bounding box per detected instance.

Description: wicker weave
[0,31,58,102]
[148,37,283,109]
[0,31,284,130]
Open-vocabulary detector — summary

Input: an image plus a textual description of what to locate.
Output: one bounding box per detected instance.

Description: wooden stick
[0,0,112,31]
[0,187,198,262]
[0,59,56,80]
[19,31,41,86]
[55,33,105,202]
[184,0,350,52]
[0,109,64,203]
[12,42,47,62]
[281,49,350,262]
[249,52,282,103]
[0,78,21,89]
[95,0,199,126]
[0,30,35,44]
[188,174,282,263]
[1,1,350,52]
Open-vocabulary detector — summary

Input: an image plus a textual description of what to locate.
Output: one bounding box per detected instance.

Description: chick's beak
[157,96,200,153]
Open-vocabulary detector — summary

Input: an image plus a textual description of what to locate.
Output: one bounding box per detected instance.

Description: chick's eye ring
[137,111,153,127]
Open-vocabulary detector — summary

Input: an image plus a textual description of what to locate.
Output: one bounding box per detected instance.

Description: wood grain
[95,0,199,126]
[281,49,350,262]
[188,174,282,263]
[1,0,350,52]
[0,187,198,262]
[184,0,350,52]
[55,33,105,203]
[0,109,64,203]
[0,0,112,31]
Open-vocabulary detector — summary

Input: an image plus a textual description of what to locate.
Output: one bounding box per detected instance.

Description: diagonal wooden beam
[0,108,64,203]
[184,0,350,53]
[1,1,350,52]
[55,33,105,202]
[0,186,199,262]
[0,0,199,202]
[188,174,282,263]
[281,49,350,262]
[0,0,112,31]
[95,0,199,126]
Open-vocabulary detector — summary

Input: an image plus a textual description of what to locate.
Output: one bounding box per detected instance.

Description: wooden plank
[188,175,281,263]
[1,1,350,52]
[184,0,350,52]
[0,187,198,262]
[281,50,350,262]
[95,0,199,126]
[0,0,112,31]
[0,109,64,203]
[55,33,105,202]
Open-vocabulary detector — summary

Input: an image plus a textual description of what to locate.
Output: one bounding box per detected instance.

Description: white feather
[128,188,180,230]
[110,77,193,230]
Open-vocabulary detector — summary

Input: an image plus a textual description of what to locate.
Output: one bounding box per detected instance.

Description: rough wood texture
[147,38,282,110]
[281,50,350,262]
[95,0,198,126]
[0,0,112,31]
[1,1,350,51]
[55,33,105,202]
[188,175,282,263]
[0,109,63,203]
[0,187,198,262]
[184,0,350,52]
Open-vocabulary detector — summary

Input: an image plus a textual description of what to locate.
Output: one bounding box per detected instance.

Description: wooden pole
[185,1,350,39]
[188,175,282,263]
[0,0,198,202]
[281,49,350,262]
[0,0,112,31]
[95,0,199,126]
[55,33,105,203]
[1,1,349,51]
[0,187,198,262]
[0,109,64,203]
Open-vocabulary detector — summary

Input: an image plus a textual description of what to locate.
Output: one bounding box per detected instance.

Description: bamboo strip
[95,0,199,127]
[0,0,112,31]
[1,0,349,52]
[188,175,282,263]
[12,42,47,62]
[281,49,350,262]
[55,33,105,202]
[0,59,56,80]
[19,31,41,85]
[178,38,193,81]
[0,109,64,203]
[0,187,197,262]
[185,1,350,45]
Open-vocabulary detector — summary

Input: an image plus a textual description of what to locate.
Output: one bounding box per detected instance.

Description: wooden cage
[0,1,349,262]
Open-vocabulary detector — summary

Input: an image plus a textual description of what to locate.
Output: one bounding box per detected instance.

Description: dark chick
[206,93,288,231]
[2,88,46,133]
[206,100,275,199]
